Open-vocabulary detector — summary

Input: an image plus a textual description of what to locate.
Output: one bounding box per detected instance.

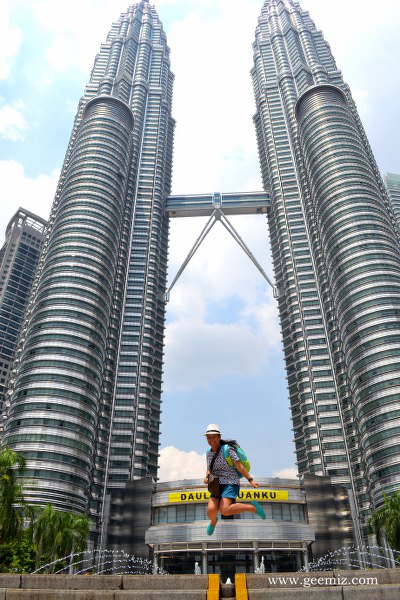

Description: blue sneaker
[252,500,266,519]
[207,517,218,535]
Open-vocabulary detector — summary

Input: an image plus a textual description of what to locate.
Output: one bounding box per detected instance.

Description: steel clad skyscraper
[0,209,47,413]
[2,0,174,537]
[252,0,400,537]
[385,173,400,227]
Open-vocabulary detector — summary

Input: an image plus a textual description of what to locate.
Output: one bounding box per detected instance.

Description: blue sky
[1,0,399,482]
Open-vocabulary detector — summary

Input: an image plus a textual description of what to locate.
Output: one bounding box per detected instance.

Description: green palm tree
[34,504,90,571]
[33,504,59,569]
[369,490,400,552]
[0,446,27,544]
[52,511,90,565]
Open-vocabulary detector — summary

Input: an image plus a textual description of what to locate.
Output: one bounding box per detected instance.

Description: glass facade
[152,501,305,524]
[252,0,400,537]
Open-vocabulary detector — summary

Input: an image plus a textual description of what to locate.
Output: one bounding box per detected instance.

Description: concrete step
[246,585,400,599]
[1,592,207,600]
[2,570,400,600]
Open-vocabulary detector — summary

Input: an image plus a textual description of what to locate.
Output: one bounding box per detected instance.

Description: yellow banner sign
[168,489,289,503]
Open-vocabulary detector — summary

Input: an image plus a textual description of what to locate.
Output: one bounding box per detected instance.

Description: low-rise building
[105,474,356,577]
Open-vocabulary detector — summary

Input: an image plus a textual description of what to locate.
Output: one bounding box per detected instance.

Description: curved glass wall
[4,96,134,513]
[296,84,400,509]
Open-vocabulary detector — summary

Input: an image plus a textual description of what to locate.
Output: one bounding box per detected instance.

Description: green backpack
[221,440,250,477]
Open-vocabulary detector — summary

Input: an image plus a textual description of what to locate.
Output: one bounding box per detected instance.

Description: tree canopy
[0,446,27,545]
[369,490,400,553]
[0,446,90,573]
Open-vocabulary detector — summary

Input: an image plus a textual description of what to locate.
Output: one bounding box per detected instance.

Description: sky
[1,0,399,483]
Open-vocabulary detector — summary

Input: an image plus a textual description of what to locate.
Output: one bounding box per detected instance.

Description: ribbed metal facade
[3,0,174,535]
[252,0,400,534]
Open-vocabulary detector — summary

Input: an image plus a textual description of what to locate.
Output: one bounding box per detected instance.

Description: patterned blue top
[207,445,240,485]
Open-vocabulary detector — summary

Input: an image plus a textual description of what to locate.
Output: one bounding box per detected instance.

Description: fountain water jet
[32,549,167,575]
[255,556,265,574]
[301,545,400,572]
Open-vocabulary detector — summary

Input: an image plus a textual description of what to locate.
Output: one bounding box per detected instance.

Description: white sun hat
[203,423,222,436]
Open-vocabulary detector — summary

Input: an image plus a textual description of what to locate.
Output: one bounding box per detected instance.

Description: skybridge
[165,191,271,218]
[164,191,278,300]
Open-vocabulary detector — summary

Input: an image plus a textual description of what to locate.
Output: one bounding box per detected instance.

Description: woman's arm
[204,468,210,485]
[234,461,259,488]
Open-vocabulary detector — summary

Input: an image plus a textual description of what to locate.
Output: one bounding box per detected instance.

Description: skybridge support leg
[217,210,277,293]
[164,210,219,301]
[165,209,279,301]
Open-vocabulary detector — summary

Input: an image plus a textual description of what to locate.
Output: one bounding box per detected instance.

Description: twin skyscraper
[2,0,400,548]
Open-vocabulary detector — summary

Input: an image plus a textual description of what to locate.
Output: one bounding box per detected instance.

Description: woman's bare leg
[207,497,220,525]
[219,497,256,517]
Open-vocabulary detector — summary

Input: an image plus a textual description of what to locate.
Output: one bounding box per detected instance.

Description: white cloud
[301,0,400,38]
[163,213,280,391]
[31,0,157,77]
[272,468,298,480]
[0,100,27,141]
[164,318,271,391]
[0,161,58,237]
[168,1,261,194]
[31,1,107,74]
[167,215,275,308]
[0,1,22,80]
[158,446,205,481]
[157,448,298,483]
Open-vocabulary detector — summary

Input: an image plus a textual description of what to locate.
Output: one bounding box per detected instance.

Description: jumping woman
[203,423,266,535]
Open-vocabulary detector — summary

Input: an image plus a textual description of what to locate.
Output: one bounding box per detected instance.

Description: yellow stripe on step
[235,573,248,600]
[207,573,220,599]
